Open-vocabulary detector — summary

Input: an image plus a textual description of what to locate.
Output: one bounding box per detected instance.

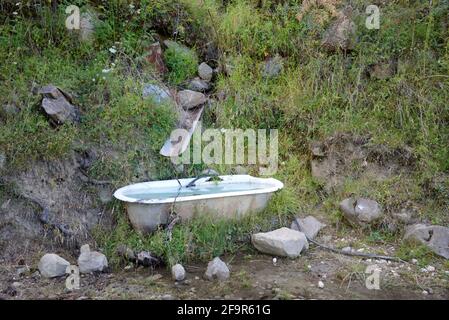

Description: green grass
[164,43,199,85]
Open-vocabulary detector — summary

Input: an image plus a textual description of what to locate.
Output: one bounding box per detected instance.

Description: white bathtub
[113,175,284,234]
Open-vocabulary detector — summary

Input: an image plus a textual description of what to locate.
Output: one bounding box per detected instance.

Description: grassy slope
[0,0,448,267]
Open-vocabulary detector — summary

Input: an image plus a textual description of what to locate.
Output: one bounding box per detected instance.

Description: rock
[321,10,356,52]
[188,78,210,92]
[0,152,5,171]
[339,198,383,226]
[177,90,207,110]
[341,246,353,253]
[77,244,108,273]
[142,83,173,104]
[41,97,80,124]
[204,257,230,281]
[403,224,449,259]
[137,251,162,267]
[38,253,70,278]
[198,62,213,81]
[146,42,167,74]
[171,264,186,281]
[251,227,309,258]
[116,245,136,261]
[366,57,398,80]
[318,281,325,289]
[38,85,79,125]
[262,55,283,78]
[290,216,326,240]
[161,294,175,300]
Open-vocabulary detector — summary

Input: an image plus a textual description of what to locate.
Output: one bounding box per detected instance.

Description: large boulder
[290,216,325,240]
[38,253,70,278]
[177,90,207,110]
[251,227,309,258]
[404,224,449,259]
[77,244,108,273]
[339,198,383,226]
[204,257,230,281]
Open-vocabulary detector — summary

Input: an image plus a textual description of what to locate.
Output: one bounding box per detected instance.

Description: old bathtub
[113,175,284,234]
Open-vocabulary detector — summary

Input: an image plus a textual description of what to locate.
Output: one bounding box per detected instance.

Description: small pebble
[426,265,435,272]
[318,281,324,289]
[272,258,277,266]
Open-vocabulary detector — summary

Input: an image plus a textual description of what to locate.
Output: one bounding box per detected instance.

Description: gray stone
[171,263,186,281]
[77,244,108,273]
[41,97,80,124]
[137,251,162,267]
[290,216,325,240]
[204,257,230,281]
[188,78,210,92]
[0,152,5,171]
[404,224,449,259]
[142,83,173,104]
[251,227,309,258]
[262,55,283,78]
[177,90,207,110]
[38,253,70,278]
[322,11,356,51]
[339,198,383,225]
[342,246,353,253]
[198,62,213,81]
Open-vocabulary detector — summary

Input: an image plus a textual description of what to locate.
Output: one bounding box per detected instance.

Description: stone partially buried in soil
[339,198,383,226]
[77,244,108,273]
[251,227,309,258]
[177,90,207,110]
[38,253,70,278]
[204,257,230,281]
[404,224,449,259]
[290,216,325,240]
[171,264,186,281]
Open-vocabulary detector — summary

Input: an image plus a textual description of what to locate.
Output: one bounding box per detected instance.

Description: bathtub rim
[113,174,284,204]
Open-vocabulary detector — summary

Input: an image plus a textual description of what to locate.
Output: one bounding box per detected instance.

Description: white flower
[13,12,18,15]
[102,68,112,74]
[16,2,21,6]
[129,4,135,9]
[109,47,117,54]
[92,78,96,82]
